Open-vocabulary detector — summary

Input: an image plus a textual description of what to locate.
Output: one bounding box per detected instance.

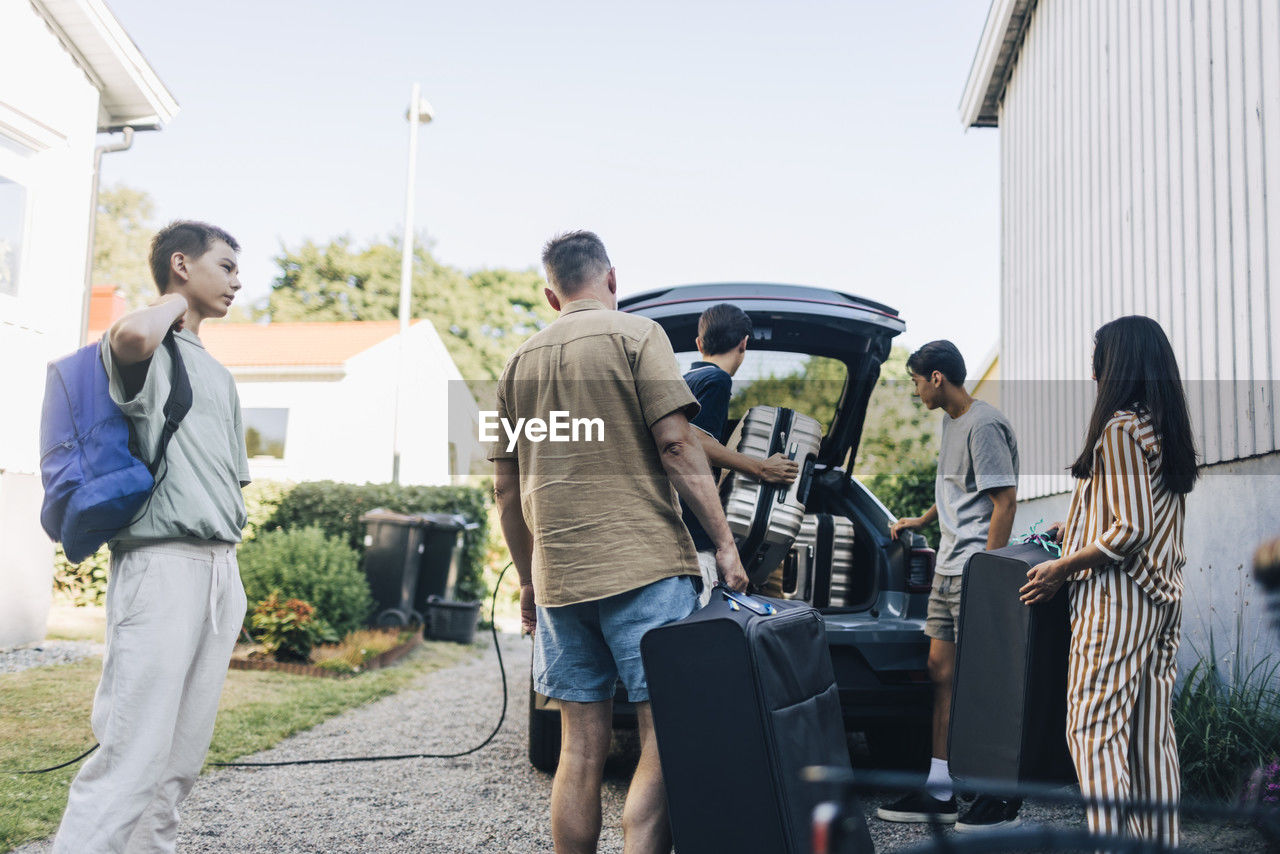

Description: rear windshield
[674,351,848,435]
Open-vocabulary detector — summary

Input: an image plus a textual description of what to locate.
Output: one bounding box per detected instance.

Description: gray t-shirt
[100,328,250,545]
[934,399,1019,576]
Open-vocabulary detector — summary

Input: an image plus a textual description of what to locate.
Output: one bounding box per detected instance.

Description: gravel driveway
[13,633,1267,853]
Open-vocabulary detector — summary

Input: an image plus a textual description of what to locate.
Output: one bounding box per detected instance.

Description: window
[0,177,27,297]
[243,408,288,459]
[675,350,848,434]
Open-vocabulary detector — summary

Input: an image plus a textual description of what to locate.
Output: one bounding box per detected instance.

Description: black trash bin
[359,509,431,627]
[425,596,482,644]
[411,513,478,617]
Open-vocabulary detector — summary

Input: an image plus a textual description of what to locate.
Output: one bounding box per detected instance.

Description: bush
[237,526,373,637]
[861,458,940,548]
[264,481,490,601]
[242,479,295,541]
[52,544,110,606]
[250,593,335,662]
[1174,651,1280,801]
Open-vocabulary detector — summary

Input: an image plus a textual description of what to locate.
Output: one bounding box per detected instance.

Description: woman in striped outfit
[1020,316,1198,845]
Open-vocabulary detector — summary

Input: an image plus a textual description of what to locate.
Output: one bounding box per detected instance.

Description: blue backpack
[39,333,191,563]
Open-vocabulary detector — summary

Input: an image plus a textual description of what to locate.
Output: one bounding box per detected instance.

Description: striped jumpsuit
[1061,410,1186,845]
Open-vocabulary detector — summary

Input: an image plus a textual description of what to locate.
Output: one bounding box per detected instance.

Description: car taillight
[811,801,839,854]
[907,546,935,594]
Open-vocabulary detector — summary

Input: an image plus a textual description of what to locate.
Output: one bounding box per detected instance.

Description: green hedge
[52,544,110,607]
[263,481,491,601]
[237,526,373,637]
[861,458,940,549]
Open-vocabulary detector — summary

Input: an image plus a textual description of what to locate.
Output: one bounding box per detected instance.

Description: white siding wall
[1000,0,1280,499]
[0,1,101,647]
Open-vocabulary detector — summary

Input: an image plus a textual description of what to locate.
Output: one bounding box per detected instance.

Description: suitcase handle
[716,584,776,615]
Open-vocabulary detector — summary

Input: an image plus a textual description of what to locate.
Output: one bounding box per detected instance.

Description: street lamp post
[392,82,434,485]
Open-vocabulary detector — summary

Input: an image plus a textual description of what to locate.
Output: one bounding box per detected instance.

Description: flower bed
[230,629,422,679]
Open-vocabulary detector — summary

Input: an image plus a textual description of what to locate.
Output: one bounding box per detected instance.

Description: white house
[198,320,484,486]
[961,0,1280,670]
[0,0,176,648]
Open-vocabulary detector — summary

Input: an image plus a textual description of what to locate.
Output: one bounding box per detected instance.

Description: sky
[102,0,1002,370]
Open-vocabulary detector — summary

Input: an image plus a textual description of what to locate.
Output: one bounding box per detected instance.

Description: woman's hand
[1020,558,1070,605]
[1047,521,1067,544]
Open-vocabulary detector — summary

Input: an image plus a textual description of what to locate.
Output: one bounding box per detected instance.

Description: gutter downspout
[79,126,134,345]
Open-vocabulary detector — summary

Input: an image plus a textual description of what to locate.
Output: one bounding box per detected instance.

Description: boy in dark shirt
[680,303,797,602]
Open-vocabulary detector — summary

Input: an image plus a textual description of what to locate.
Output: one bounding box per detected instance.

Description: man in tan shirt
[492,231,747,854]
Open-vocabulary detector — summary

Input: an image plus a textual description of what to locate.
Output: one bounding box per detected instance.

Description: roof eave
[32,0,179,132]
[958,0,1037,129]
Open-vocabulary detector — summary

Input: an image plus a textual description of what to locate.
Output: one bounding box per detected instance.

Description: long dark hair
[1070,316,1199,494]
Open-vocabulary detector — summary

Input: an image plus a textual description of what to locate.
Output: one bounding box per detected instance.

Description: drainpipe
[79,127,134,345]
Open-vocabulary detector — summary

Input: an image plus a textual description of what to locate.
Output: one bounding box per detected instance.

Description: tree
[854,346,939,477]
[93,184,158,309]
[726,346,937,479]
[266,234,556,382]
[724,345,941,540]
[729,355,848,434]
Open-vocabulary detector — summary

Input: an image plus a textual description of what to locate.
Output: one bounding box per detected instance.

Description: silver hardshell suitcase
[720,405,822,585]
[790,513,855,608]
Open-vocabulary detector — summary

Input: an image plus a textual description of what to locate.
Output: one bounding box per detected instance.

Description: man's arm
[985,486,1017,550]
[651,411,748,591]
[693,429,798,485]
[493,459,537,634]
[890,504,938,540]
[109,294,188,366]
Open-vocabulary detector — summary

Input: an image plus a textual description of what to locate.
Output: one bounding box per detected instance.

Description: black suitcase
[948,540,1076,786]
[641,587,866,854]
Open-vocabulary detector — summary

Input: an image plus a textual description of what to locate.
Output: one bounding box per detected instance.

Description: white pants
[54,540,246,854]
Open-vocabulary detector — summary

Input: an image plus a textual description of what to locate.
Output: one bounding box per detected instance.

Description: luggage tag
[715,583,776,616]
[1020,519,1063,557]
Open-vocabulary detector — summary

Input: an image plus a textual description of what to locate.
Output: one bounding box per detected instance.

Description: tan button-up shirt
[490,299,701,606]
[1064,410,1187,604]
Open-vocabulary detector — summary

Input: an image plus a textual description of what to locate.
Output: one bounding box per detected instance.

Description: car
[529,282,937,772]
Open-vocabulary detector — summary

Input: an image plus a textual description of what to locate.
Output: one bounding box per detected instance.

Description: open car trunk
[621,283,908,614]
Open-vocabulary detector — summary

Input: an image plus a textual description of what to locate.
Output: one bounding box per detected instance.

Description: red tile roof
[198,320,421,367]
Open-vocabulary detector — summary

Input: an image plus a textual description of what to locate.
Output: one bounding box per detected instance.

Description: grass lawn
[0,639,480,852]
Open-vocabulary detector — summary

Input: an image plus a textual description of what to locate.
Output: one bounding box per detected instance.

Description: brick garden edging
[228,631,423,679]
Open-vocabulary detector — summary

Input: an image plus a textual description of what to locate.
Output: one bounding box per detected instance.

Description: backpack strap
[148,331,192,477]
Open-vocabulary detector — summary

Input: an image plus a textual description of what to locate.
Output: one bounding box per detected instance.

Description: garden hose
[15,563,513,775]
[16,743,99,775]
[211,562,512,768]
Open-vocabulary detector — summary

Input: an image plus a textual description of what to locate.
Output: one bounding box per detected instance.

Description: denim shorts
[533,575,699,703]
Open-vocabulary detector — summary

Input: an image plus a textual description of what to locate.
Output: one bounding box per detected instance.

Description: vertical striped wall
[999,0,1279,499]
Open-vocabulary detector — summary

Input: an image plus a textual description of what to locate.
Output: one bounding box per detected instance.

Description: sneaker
[955,795,1023,833]
[876,791,959,824]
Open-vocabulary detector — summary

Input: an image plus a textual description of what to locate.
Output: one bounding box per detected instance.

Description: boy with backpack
[53,221,251,854]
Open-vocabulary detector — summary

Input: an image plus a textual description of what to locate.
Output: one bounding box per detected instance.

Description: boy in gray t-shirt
[876,341,1020,832]
[54,221,250,854]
